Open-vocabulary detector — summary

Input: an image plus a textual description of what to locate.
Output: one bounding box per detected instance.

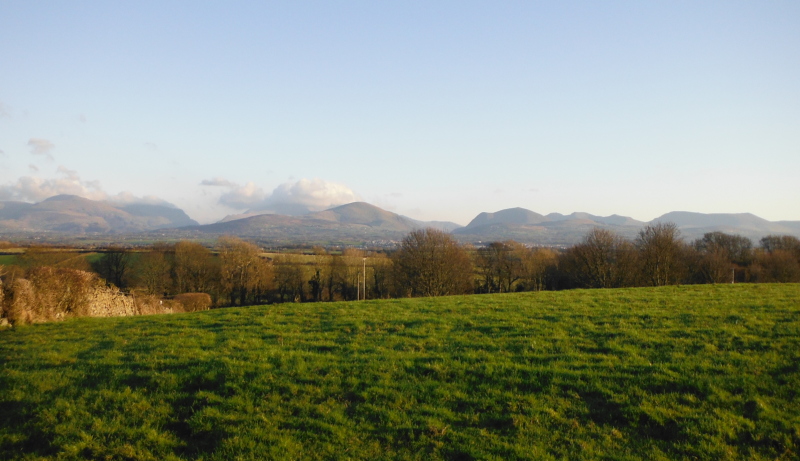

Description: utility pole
[362,257,367,300]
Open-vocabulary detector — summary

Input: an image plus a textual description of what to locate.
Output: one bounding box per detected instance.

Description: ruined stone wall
[0,268,181,325]
[87,283,137,317]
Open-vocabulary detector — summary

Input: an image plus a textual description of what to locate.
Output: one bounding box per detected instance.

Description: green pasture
[0,251,101,267]
[0,255,17,265]
[1,284,799,460]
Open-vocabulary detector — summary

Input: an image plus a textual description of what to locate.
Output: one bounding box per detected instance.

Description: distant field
[0,251,100,267]
[1,285,799,460]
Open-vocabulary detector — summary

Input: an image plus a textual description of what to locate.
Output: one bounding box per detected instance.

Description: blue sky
[1,1,798,225]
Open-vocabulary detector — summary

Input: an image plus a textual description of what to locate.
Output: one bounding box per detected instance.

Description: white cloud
[261,178,359,213]
[202,177,360,215]
[0,167,172,206]
[28,164,38,172]
[219,182,267,209]
[0,102,9,119]
[28,138,55,160]
[200,177,237,187]
[200,177,266,208]
[106,191,173,207]
[0,168,105,202]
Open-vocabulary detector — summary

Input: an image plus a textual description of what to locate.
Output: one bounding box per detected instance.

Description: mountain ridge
[0,194,198,234]
[1,196,798,245]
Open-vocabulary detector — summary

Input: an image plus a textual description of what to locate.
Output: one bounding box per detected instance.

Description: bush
[0,278,5,320]
[6,267,97,324]
[133,293,182,315]
[174,292,212,312]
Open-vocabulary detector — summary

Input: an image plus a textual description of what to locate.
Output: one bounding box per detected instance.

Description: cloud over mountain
[0,167,174,207]
[202,177,360,215]
[259,178,360,214]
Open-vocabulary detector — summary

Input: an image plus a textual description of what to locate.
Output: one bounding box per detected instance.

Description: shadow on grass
[0,400,59,457]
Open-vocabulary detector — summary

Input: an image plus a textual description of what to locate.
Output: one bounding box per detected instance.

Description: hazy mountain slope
[3,195,798,245]
[454,207,644,244]
[403,219,463,232]
[309,202,416,230]
[171,202,468,245]
[547,212,644,226]
[454,208,800,245]
[0,195,198,234]
[777,221,800,234]
[185,213,307,234]
[464,208,549,229]
[172,202,419,243]
[0,201,34,220]
[651,211,799,241]
[653,212,774,230]
[118,203,198,228]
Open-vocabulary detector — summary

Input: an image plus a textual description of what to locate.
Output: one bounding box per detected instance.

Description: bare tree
[751,235,800,283]
[760,235,800,256]
[636,222,686,286]
[218,236,273,306]
[751,249,800,283]
[274,258,306,302]
[370,253,394,299]
[519,247,558,291]
[564,228,636,289]
[93,246,131,289]
[691,232,753,284]
[476,241,527,293]
[172,241,218,294]
[392,228,473,297]
[131,247,172,295]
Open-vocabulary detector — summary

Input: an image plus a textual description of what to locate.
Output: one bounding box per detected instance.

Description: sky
[1,1,798,225]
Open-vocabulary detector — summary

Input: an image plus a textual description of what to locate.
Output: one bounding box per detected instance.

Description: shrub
[174,292,212,312]
[132,293,180,315]
[0,278,5,319]
[6,268,97,324]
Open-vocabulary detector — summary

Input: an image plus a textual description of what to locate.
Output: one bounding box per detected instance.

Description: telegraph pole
[362,257,367,300]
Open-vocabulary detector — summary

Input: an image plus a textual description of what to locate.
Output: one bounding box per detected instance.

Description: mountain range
[453,208,800,245]
[1,195,798,246]
[0,195,197,234]
[162,202,461,244]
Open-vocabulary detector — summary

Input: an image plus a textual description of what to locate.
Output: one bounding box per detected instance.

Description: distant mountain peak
[42,194,88,202]
[466,207,548,228]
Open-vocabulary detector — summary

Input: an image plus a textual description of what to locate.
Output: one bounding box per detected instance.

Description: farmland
[1,284,799,460]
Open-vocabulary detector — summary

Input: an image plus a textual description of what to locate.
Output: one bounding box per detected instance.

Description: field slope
[1,285,799,460]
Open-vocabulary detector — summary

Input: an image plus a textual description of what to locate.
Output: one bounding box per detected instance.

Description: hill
[454,207,644,244]
[0,195,198,234]
[2,196,798,246]
[1,284,798,459]
[171,202,461,244]
[651,211,800,241]
[455,207,800,245]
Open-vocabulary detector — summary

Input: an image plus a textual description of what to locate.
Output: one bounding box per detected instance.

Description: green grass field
[0,255,17,265]
[1,284,799,460]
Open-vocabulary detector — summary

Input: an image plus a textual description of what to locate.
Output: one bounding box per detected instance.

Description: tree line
[1,224,799,318]
[391,224,800,295]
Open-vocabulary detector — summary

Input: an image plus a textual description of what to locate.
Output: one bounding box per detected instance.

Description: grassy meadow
[1,284,799,460]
